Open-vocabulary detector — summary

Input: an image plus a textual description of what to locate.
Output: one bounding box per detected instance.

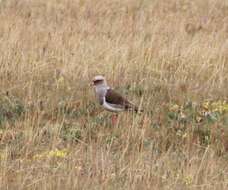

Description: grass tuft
[0,0,228,189]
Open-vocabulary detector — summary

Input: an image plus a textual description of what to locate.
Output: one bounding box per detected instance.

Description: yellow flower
[169,103,179,112]
[47,149,68,158]
[33,154,44,160]
[211,101,228,113]
[33,149,68,160]
[202,100,228,114]
[184,175,193,185]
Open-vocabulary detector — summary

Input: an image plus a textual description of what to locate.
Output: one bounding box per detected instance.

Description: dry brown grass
[0,0,228,189]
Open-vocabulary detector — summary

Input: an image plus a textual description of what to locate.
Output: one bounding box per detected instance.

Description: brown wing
[105,89,137,111]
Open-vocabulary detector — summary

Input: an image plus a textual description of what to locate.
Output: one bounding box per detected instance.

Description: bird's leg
[111,114,118,126]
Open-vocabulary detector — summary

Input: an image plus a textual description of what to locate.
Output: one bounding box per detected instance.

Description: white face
[93,75,105,82]
[92,76,107,88]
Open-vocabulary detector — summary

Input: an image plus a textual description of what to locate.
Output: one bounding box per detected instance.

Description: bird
[92,75,139,113]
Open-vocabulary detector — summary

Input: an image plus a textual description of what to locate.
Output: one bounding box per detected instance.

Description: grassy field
[0,0,228,189]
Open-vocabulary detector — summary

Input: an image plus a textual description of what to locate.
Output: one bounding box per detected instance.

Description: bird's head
[92,75,107,87]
